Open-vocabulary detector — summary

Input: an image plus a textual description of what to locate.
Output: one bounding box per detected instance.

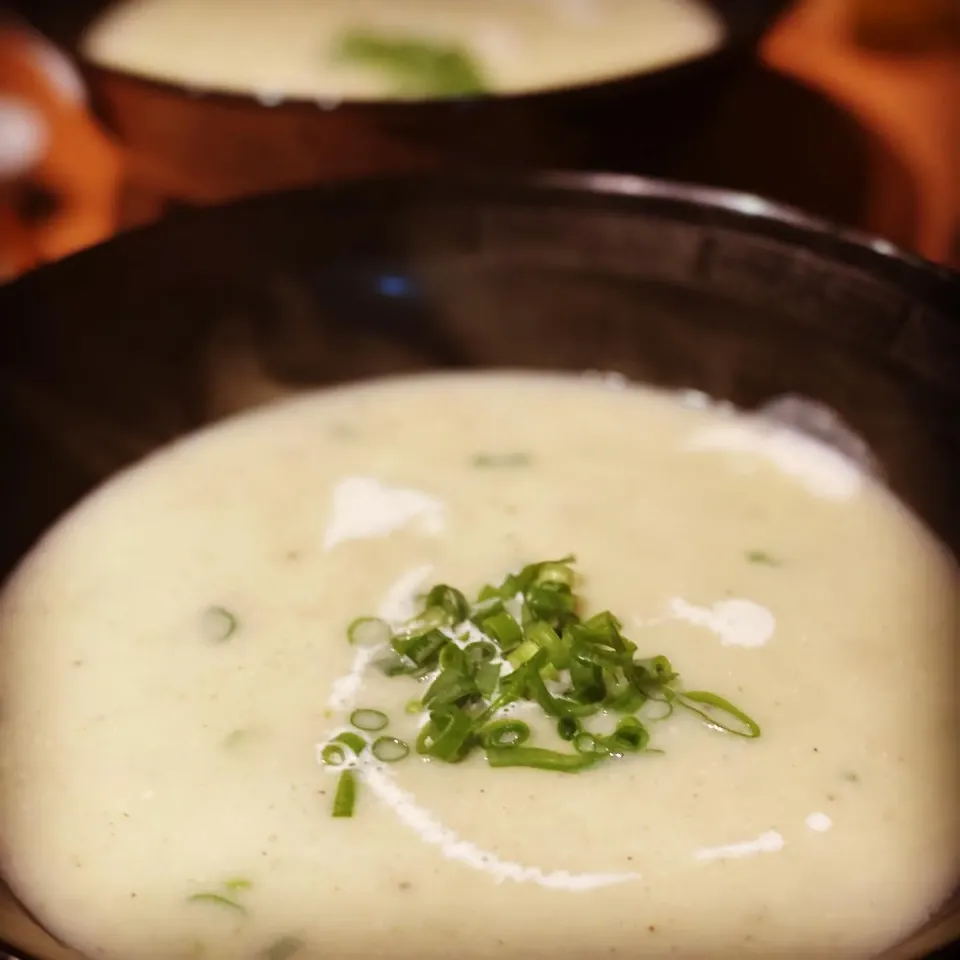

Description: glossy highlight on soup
[81,0,726,100]
[0,372,957,960]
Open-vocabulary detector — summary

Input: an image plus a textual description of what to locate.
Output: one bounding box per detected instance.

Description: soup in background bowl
[0,172,957,960]
[9,0,791,202]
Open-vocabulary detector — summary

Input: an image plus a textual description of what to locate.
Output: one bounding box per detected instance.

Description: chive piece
[223,878,252,893]
[321,743,347,766]
[372,736,410,763]
[425,584,470,622]
[332,29,488,98]
[263,937,304,960]
[373,649,411,677]
[507,637,540,669]
[404,698,424,714]
[347,617,391,647]
[746,549,779,566]
[200,606,238,643]
[397,628,448,667]
[321,731,367,766]
[556,716,581,741]
[642,698,675,722]
[677,691,761,738]
[480,612,523,651]
[482,720,531,748]
[187,893,246,914]
[418,707,476,762]
[422,668,478,709]
[573,732,609,757]
[332,770,357,817]
[607,717,650,755]
[349,708,389,732]
[464,641,498,665]
[400,605,453,636]
[474,661,501,699]
[332,731,367,755]
[486,745,601,772]
[472,452,531,468]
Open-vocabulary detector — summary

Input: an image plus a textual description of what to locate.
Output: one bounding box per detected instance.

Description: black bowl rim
[41,0,793,111]
[533,170,960,290]
[5,168,957,302]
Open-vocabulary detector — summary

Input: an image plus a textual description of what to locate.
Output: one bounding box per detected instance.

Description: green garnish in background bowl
[331,29,489,98]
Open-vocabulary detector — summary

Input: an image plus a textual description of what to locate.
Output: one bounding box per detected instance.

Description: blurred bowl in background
[12,0,792,204]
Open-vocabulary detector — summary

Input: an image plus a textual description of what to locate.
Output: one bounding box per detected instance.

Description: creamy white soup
[0,372,957,960]
[81,0,725,100]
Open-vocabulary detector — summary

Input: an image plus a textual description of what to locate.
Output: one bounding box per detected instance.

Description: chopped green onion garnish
[321,743,347,766]
[187,892,246,913]
[372,649,409,676]
[321,730,367,766]
[332,770,357,817]
[223,877,252,893]
[332,731,367,755]
[479,611,523,651]
[349,708,388,732]
[347,617,391,647]
[372,736,410,763]
[507,637,540,669]
[425,584,470,622]
[326,556,761,815]
[487,745,602,773]
[482,719,531,748]
[201,605,238,643]
[556,716,581,741]
[746,549,779,566]
[607,717,650,755]
[573,732,608,756]
[417,706,475,762]
[464,640,498,665]
[675,690,761,738]
[474,660,501,698]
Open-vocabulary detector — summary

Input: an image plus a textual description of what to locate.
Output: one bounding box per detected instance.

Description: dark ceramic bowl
[0,172,958,959]
[13,0,792,203]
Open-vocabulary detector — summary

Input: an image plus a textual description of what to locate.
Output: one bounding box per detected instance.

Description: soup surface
[0,372,957,960]
[81,0,725,100]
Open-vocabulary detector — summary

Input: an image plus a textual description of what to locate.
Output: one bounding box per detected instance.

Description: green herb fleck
[263,937,304,960]
[472,452,532,468]
[745,550,779,566]
[201,605,238,642]
[222,728,254,749]
[332,29,488,97]
[186,893,246,914]
[188,877,251,913]
[329,422,357,440]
